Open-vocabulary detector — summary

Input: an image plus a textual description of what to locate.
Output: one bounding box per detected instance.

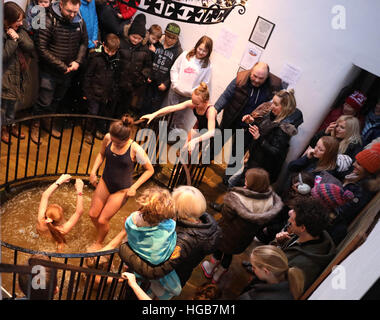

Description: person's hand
[275,231,291,243]
[140,114,155,125]
[69,61,80,72]
[75,179,84,192]
[242,114,254,124]
[92,40,98,47]
[248,125,260,140]
[126,187,136,197]
[7,28,19,41]
[117,13,123,19]
[325,121,337,135]
[306,147,315,159]
[147,78,152,83]
[56,174,71,185]
[89,172,98,187]
[158,83,167,91]
[122,272,137,285]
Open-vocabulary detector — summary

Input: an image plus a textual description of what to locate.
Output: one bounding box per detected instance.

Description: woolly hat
[128,13,146,38]
[344,91,367,111]
[165,22,181,36]
[311,183,354,209]
[355,146,380,173]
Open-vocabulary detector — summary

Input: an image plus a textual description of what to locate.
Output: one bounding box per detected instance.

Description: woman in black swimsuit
[87,116,154,251]
[141,82,219,156]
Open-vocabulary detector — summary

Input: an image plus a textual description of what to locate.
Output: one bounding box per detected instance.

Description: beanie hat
[165,22,181,36]
[355,146,380,173]
[311,183,354,209]
[128,14,146,38]
[370,142,380,154]
[344,91,367,112]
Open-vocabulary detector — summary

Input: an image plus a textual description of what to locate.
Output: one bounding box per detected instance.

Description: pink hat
[311,183,354,209]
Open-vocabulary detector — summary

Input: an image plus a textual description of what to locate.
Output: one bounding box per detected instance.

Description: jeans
[33,72,72,115]
[1,99,17,126]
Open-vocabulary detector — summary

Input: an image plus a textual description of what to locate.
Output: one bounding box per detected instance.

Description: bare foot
[87,243,103,252]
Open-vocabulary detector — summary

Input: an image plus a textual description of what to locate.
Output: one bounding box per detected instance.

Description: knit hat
[311,183,354,209]
[344,91,367,111]
[370,142,380,154]
[355,145,380,173]
[128,14,146,38]
[165,22,181,37]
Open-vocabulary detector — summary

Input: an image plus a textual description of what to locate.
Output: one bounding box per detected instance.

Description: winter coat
[2,27,35,101]
[119,38,152,92]
[35,2,88,76]
[80,0,99,49]
[151,39,183,89]
[215,68,281,130]
[239,280,294,300]
[281,230,336,290]
[361,110,380,147]
[118,212,222,287]
[82,47,120,103]
[247,112,298,183]
[218,187,283,255]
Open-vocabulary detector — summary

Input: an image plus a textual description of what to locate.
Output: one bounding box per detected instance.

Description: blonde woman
[309,115,362,160]
[239,245,304,300]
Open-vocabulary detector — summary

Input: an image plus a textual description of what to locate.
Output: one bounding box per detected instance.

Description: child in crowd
[2,2,34,144]
[25,0,51,35]
[142,22,183,114]
[36,174,84,252]
[118,13,152,118]
[202,168,283,283]
[146,24,162,57]
[168,35,213,134]
[239,246,305,300]
[124,187,182,300]
[80,0,99,49]
[82,33,121,143]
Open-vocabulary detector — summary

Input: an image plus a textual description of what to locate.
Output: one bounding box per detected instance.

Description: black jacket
[83,47,120,103]
[247,112,298,183]
[119,212,221,287]
[35,2,88,76]
[239,280,294,300]
[119,38,152,92]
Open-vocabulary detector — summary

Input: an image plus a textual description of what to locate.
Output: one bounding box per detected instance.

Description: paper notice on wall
[214,28,239,59]
[280,63,302,89]
[239,43,263,70]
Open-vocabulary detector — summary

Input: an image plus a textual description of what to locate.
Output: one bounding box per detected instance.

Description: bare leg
[89,179,109,229]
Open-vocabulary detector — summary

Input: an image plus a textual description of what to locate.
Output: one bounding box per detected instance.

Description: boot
[84,131,94,145]
[1,126,10,144]
[42,118,61,138]
[30,121,41,145]
[212,266,228,284]
[10,124,25,139]
[201,257,220,279]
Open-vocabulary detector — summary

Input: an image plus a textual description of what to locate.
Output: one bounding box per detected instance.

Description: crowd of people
[2,0,380,301]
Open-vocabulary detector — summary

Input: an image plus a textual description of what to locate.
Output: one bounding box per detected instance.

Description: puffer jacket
[247,112,298,183]
[118,212,221,287]
[119,38,152,92]
[2,27,35,100]
[217,187,283,254]
[35,2,88,76]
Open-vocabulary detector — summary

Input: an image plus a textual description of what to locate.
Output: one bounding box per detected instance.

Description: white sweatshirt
[170,50,212,97]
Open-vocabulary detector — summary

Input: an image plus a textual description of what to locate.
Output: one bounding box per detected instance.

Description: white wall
[144,0,380,160]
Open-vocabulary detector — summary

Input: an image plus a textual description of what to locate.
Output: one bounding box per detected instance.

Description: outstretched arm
[60,179,84,235]
[140,100,192,124]
[122,272,152,300]
[37,174,71,228]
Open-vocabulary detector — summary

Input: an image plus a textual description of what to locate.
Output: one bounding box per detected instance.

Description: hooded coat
[217,187,283,255]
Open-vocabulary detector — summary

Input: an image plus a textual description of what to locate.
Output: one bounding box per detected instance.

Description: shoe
[30,122,42,145]
[209,202,223,212]
[212,266,228,284]
[1,127,10,144]
[50,127,61,139]
[95,130,104,140]
[42,118,61,138]
[241,260,254,274]
[201,257,220,279]
[10,125,25,139]
[84,132,94,145]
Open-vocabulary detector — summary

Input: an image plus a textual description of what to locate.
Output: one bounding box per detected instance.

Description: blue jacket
[80,0,98,49]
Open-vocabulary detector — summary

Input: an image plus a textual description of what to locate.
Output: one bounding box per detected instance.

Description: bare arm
[89,134,110,186]
[140,100,193,124]
[37,174,71,229]
[127,143,154,197]
[99,229,127,251]
[122,272,152,300]
[59,179,84,235]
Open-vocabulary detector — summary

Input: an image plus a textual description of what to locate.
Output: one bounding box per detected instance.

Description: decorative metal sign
[121,0,247,24]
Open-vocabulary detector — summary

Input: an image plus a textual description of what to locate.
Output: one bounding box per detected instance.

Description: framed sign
[249,16,275,49]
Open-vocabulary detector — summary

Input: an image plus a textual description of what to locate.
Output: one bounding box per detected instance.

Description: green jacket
[2,27,35,101]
